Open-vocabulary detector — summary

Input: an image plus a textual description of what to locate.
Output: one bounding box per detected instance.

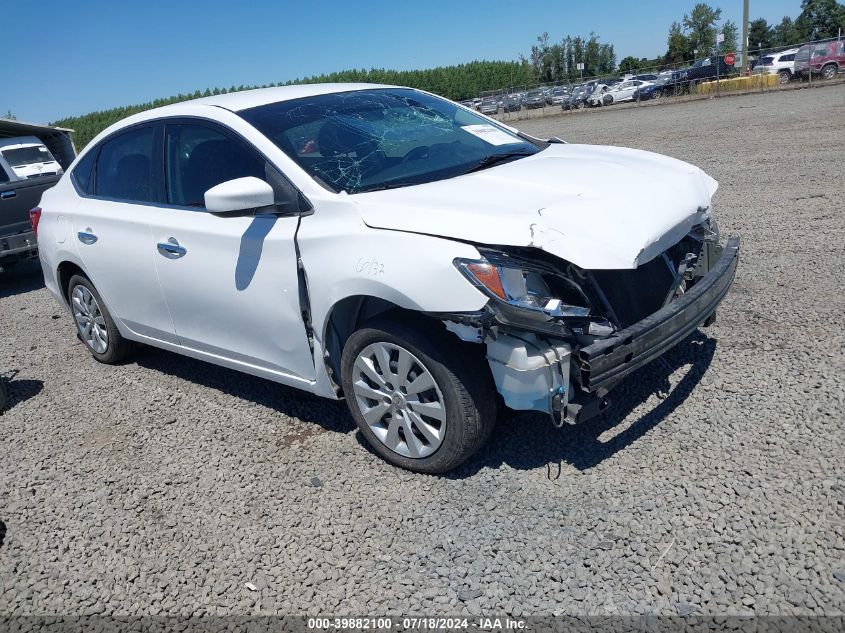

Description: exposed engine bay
[441,218,739,427]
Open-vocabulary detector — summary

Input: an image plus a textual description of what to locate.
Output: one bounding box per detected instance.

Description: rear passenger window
[95,126,157,203]
[165,123,265,207]
[72,148,97,195]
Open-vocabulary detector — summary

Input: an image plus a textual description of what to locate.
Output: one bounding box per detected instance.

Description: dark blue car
[633,73,685,100]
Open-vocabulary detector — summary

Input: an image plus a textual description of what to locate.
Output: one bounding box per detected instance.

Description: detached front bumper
[578,237,740,394]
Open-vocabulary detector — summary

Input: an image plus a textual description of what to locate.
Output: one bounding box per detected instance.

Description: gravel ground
[1,85,843,618]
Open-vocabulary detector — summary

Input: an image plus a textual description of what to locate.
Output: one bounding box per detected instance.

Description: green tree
[720,20,739,53]
[665,21,692,64]
[748,18,773,51]
[771,16,801,46]
[3,110,15,120]
[618,56,640,73]
[795,0,845,40]
[683,3,723,54]
[54,60,540,149]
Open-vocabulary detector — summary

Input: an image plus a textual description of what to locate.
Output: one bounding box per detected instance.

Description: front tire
[67,274,134,364]
[341,318,496,474]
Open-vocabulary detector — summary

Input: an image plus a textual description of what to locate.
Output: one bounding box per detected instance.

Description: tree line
[49,0,845,150]
[52,61,535,150]
[749,0,845,51]
[663,0,844,66]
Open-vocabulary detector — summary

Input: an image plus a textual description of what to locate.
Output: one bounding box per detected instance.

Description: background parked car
[1,120,76,270]
[478,97,499,115]
[603,79,653,104]
[0,136,64,181]
[679,55,735,88]
[793,41,845,80]
[547,87,569,105]
[633,74,678,100]
[562,84,593,110]
[523,89,547,109]
[502,95,522,112]
[753,48,799,84]
[587,84,612,107]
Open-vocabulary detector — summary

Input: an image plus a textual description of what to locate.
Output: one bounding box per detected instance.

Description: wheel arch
[321,294,449,393]
[56,260,88,305]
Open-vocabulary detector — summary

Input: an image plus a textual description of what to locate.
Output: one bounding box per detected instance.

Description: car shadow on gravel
[0,371,44,414]
[0,259,44,299]
[449,331,718,477]
[134,347,355,434]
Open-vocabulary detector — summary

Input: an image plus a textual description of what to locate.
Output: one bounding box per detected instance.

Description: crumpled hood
[354,143,718,269]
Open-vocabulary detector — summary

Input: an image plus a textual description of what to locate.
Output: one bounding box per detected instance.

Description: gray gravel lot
[1,85,843,618]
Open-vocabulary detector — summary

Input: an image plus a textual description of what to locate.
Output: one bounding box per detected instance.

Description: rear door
[70,123,177,343]
[146,119,314,381]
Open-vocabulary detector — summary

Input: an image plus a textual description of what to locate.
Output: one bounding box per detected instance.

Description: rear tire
[778,70,791,84]
[821,64,837,80]
[67,274,134,364]
[341,318,496,474]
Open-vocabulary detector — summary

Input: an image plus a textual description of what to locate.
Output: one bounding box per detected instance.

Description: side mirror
[204,177,275,213]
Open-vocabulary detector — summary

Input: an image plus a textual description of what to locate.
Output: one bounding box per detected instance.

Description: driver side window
[165,123,266,208]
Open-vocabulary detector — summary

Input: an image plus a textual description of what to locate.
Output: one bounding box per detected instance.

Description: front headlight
[454,257,590,318]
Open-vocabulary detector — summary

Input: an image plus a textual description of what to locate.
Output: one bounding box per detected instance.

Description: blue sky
[3,0,800,124]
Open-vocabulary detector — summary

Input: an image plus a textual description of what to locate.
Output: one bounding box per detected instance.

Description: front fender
[300,223,489,346]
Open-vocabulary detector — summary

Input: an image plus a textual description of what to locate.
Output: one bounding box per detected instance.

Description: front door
[147,121,314,381]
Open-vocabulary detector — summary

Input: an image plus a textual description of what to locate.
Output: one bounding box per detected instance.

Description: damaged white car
[35,84,739,473]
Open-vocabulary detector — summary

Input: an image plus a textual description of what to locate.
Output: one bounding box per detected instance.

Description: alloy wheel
[821,65,837,80]
[71,285,109,354]
[351,342,446,459]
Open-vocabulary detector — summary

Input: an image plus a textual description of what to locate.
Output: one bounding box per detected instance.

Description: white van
[0,136,64,181]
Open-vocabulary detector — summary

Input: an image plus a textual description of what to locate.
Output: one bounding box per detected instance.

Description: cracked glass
[240,88,541,194]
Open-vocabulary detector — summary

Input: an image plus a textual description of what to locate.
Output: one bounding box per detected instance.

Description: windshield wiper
[461,150,536,175]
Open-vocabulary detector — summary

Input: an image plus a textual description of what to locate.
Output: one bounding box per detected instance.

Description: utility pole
[741,0,750,75]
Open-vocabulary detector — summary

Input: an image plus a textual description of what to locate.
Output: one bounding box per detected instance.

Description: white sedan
[604,80,654,104]
[33,83,738,473]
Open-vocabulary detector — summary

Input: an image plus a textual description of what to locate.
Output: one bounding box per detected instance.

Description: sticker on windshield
[461,124,518,146]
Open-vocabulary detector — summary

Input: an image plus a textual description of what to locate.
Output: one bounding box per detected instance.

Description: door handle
[77,230,98,245]
[0,190,16,200]
[157,237,187,259]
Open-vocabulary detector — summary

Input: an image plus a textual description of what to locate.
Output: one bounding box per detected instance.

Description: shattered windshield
[239,88,540,194]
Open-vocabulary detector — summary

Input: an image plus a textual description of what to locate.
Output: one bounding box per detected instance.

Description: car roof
[77,83,411,153]
[185,82,395,112]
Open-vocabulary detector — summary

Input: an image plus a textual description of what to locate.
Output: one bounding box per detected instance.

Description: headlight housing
[454,256,591,318]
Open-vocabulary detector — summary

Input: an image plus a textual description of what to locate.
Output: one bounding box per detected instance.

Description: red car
[793,40,845,80]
